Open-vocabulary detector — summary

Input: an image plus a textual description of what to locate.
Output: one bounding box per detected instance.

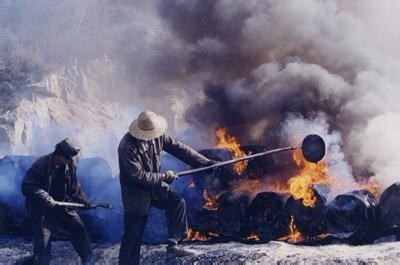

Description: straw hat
[129,111,168,140]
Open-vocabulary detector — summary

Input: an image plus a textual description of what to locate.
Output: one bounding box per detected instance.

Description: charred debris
[181,144,400,246]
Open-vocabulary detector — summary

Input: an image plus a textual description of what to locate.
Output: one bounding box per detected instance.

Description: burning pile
[182,128,397,245]
[288,149,330,207]
[215,128,249,175]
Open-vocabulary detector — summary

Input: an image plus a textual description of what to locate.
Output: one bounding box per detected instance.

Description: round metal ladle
[176,134,326,177]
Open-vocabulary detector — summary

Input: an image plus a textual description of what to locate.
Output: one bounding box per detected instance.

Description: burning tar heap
[183,128,385,244]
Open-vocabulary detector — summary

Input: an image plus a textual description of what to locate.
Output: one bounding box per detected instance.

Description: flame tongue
[278,216,304,243]
[288,149,330,207]
[216,128,248,175]
[247,232,260,241]
[184,228,220,241]
[360,181,380,197]
[184,228,209,241]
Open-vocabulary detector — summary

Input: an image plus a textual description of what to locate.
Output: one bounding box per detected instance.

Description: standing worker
[21,138,94,265]
[118,110,217,265]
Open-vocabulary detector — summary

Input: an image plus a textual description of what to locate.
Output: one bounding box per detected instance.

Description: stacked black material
[379,182,400,229]
[247,192,290,241]
[286,184,329,238]
[326,190,381,244]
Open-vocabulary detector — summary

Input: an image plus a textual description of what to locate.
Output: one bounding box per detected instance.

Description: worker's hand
[163,170,178,184]
[45,196,57,209]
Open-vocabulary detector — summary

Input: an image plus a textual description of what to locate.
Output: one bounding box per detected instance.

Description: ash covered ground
[2,236,400,265]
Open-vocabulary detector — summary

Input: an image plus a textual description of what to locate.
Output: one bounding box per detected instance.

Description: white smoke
[281,115,357,197]
[158,0,400,190]
[0,0,193,169]
[1,0,400,190]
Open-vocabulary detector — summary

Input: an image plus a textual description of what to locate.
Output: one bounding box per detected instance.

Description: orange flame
[203,190,221,211]
[233,179,263,194]
[216,128,248,175]
[288,149,330,207]
[247,232,260,241]
[360,181,380,197]
[184,228,210,241]
[278,216,304,243]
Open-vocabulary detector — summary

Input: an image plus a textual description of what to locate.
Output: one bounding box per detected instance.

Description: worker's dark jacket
[21,153,89,216]
[118,133,210,215]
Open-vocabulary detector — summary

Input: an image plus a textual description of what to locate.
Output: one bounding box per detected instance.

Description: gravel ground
[1,236,400,264]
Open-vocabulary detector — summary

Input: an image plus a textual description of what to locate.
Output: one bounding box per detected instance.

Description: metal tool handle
[53,201,124,215]
[54,201,113,209]
[54,201,86,208]
[176,146,298,177]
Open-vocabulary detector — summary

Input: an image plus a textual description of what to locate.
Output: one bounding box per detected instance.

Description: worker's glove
[45,196,57,209]
[162,170,178,184]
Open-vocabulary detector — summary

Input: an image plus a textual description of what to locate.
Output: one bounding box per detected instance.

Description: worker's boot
[166,245,196,260]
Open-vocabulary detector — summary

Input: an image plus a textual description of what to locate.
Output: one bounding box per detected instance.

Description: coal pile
[182,146,289,242]
[286,184,329,238]
[183,147,400,245]
[379,182,400,229]
[246,192,290,242]
[326,190,381,244]
[194,146,279,194]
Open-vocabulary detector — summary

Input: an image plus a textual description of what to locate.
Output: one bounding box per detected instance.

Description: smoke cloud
[1,0,400,192]
[0,0,191,164]
[156,0,400,191]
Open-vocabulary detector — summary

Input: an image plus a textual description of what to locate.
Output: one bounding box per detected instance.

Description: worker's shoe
[166,245,196,260]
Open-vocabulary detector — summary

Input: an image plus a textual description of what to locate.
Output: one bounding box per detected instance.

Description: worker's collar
[137,139,156,154]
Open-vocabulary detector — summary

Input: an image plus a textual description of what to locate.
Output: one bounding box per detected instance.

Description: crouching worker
[118,111,217,265]
[21,138,94,265]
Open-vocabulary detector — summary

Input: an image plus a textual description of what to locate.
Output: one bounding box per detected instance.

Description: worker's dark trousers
[118,191,187,265]
[31,209,94,265]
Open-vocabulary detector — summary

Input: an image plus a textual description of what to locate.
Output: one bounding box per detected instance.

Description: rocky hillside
[0,62,133,171]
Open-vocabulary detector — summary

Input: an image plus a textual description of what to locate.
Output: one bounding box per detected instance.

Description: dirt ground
[1,236,400,264]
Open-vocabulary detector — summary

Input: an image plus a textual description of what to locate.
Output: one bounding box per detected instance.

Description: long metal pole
[176,146,298,177]
[54,201,86,208]
[53,201,123,215]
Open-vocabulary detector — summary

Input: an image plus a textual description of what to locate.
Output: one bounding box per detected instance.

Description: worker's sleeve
[21,160,51,205]
[163,135,211,168]
[119,146,164,187]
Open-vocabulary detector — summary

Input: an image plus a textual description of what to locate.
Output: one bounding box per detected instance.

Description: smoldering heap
[1,0,400,250]
[153,1,400,242]
[177,130,400,245]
